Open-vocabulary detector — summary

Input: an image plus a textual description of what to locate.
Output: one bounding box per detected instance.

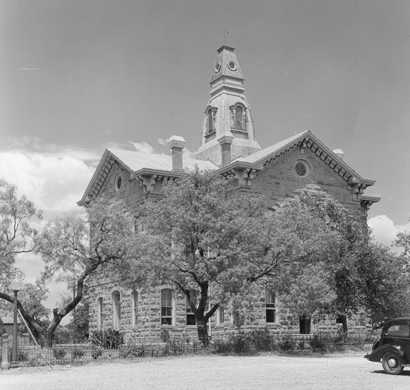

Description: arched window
[97,297,103,331]
[217,307,225,325]
[131,289,138,328]
[265,289,276,323]
[205,107,217,137]
[112,290,121,330]
[161,289,174,325]
[186,290,197,325]
[230,103,247,131]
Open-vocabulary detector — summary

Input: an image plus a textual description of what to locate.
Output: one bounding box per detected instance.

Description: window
[186,290,197,325]
[299,315,311,334]
[161,289,174,325]
[230,103,247,131]
[115,176,122,191]
[112,290,121,330]
[265,290,276,323]
[295,160,309,177]
[134,217,145,234]
[131,289,138,328]
[206,107,217,136]
[217,307,225,325]
[97,297,103,331]
[385,323,410,337]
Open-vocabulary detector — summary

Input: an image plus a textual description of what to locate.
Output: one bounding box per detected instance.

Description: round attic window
[295,161,309,177]
[115,176,122,191]
[228,61,237,71]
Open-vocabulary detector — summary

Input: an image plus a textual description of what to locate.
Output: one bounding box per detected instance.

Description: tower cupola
[195,45,261,166]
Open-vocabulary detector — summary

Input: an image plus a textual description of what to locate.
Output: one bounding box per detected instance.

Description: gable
[251,147,361,210]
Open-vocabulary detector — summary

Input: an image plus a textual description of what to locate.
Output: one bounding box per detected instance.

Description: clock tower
[195,45,261,166]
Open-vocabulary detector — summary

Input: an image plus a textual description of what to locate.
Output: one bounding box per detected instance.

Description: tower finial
[223,30,230,46]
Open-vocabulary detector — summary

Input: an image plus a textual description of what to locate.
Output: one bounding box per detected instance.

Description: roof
[224,130,375,187]
[210,45,244,83]
[78,147,218,205]
[79,130,378,205]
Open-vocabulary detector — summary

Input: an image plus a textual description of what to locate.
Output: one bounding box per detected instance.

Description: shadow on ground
[372,370,410,376]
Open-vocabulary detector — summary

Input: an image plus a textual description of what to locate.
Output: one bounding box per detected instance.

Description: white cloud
[0,150,96,213]
[368,214,410,246]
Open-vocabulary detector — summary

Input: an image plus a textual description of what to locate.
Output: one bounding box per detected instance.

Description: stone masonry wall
[85,147,370,344]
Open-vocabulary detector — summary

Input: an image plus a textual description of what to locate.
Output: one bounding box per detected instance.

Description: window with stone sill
[161,288,174,325]
[186,290,197,325]
[216,306,225,325]
[265,289,276,323]
[230,103,247,132]
[112,290,121,330]
[205,107,217,136]
[131,289,138,328]
[97,297,103,331]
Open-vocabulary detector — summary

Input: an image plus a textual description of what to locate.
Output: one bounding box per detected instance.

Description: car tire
[381,352,404,375]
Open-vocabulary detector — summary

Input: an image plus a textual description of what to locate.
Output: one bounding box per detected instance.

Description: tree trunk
[196,317,209,347]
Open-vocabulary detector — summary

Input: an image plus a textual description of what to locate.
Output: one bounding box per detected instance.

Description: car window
[385,323,410,337]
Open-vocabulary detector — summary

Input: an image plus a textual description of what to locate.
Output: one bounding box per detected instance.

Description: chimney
[168,135,186,171]
[218,135,234,167]
[333,148,344,160]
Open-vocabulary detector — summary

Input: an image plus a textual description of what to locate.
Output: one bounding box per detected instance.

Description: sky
[1,0,410,305]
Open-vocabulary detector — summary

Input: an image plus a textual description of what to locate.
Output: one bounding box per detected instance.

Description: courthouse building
[79,45,379,343]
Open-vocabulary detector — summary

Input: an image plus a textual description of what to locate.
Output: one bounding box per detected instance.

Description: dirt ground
[1,353,410,390]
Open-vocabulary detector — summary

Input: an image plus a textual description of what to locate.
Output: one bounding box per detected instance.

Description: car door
[382,320,410,362]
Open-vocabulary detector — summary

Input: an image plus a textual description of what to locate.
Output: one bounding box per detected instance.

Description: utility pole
[12,288,18,362]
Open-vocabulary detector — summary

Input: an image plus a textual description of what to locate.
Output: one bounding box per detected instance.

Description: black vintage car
[365,318,410,374]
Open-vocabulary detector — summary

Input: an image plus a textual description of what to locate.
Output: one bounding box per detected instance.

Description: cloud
[368,214,410,246]
[0,149,97,213]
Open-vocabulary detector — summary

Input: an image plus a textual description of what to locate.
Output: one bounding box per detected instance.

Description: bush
[91,346,103,360]
[249,328,273,352]
[16,351,28,361]
[90,329,124,349]
[72,349,85,360]
[119,344,145,358]
[309,334,327,353]
[53,348,66,360]
[278,336,297,352]
[212,339,232,354]
[213,332,256,355]
[160,328,170,343]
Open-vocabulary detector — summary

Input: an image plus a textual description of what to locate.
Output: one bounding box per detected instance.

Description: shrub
[72,349,85,360]
[278,336,297,352]
[160,328,170,343]
[309,334,327,353]
[249,328,273,351]
[91,346,103,360]
[119,344,145,358]
[212,339,232,354]
[16,351,28,361]
[90,329,123,349]
[231,332,255,354]
[53,348,66,360]
[212,332,255,355]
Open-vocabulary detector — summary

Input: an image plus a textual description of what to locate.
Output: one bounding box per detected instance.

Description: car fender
[365,344,405,362]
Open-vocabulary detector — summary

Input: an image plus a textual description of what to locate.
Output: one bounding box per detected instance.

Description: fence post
[1,334,10,369]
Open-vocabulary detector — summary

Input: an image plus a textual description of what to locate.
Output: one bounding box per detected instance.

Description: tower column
[218,135,234,167]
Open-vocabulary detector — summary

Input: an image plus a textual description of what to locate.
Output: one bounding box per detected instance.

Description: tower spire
[194,45,261,166]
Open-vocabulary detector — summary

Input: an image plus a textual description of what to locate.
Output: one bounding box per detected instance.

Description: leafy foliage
[358,243,410,326]
[90,328,124,349]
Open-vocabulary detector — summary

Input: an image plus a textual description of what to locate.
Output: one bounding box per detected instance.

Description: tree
[0,180,40,289]
[125,173,349,346]
[275,186,368,333]
[1,197,134,346]
[357,243,410,326]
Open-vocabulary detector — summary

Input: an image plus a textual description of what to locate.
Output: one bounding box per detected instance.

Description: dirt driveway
[1,354,409,390]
